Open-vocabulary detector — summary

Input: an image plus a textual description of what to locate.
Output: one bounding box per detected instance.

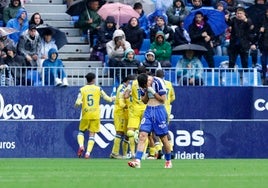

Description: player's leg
[77,119,88,158]
[84,119,100,159]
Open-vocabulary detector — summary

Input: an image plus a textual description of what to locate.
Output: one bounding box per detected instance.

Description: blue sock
[135,151,143,160]
[165,153,171,161]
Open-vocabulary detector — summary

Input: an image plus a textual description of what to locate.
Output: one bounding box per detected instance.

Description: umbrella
[37,24,68,49]
[97,2,140,27]
[0,27,19,37]
[66,0,87,16]
[184,8,228,36]
[173,43,207,52]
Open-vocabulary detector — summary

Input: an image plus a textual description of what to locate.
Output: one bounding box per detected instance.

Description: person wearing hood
[166,0,189,26]
[121,17,144,54]
[42,48,68,86]
[119,48,141,80]
[17,24,41,67]
[141,50,161,74]
[6,7,28,44]
[90,16,116,62]
[2,44,27,85]
[3,0,22,26]
[150,31,172,67]
[106,29,131,77]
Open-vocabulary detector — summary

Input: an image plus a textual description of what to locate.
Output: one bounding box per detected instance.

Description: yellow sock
[155,144,162,152]
[149,147,156,156]
[129,137,135,156]
[77,132,84,147]
[86,137,95,153]
[143,138,148,153]
[111,135,121,155]
[122,139,129,156]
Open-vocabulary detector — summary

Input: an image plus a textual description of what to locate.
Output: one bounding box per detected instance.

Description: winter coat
[176,56,203,80]
[166,0,189,26]
[3,0,22,25]
[6,8,28,44]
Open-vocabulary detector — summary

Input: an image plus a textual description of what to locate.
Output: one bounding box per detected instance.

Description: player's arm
[118,91,127,108]
[140,88,149,104]
[101,90,115,102]
[123,83,132,99]
[75,92,82,107]
[147,87,166,103]
[170,86,175,103]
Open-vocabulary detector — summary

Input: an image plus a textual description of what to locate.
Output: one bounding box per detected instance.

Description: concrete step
[45,20,75,28]
[59,44,90,53]
[58,53,90,60]
[67,36,88,44]
[64,61,102,68]
[28,13,71,21]
[28,0,64,4]
[24,4,67,13]
[61,28,81,37]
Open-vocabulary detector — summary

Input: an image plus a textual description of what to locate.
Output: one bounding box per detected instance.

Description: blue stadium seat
[221,71,241,86]
[135,54,145,62]
[171,55,182,67]
[203,71,220,86]
[214,55,229,67]
[139,39,151,55]
[242,71,262,86]
[164,70,177,85]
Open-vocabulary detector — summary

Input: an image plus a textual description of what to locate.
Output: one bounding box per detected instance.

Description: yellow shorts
[127,107,145,129]
[79,119,100,133]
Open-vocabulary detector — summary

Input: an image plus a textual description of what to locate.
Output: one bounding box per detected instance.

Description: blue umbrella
[184,8,228,36]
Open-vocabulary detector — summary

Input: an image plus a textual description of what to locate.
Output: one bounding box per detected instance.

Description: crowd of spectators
[1,0,268,86]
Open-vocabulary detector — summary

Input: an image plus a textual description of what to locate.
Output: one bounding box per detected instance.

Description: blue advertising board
[0,86,268,158]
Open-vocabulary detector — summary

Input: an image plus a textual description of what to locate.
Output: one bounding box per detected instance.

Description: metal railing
[0,66,263,87]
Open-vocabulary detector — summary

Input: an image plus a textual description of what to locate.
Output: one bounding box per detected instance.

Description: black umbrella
[37,24,68,49]
[66,0,87,16]
[173,43,207,52]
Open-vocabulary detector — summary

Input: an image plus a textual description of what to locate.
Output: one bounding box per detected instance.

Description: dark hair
[137,65,147,74]
[137,73,148,88]
[29,12,44,26]
[85,72,96,83]
[156,69,164,78]
[133,2,142,9]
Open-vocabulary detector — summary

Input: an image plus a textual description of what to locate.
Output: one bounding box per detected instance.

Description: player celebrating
[128,73,172,168]
[110,75,135,159]
[75,72,115,159]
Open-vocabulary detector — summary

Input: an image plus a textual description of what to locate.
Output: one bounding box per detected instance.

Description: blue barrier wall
[1,86,268,158]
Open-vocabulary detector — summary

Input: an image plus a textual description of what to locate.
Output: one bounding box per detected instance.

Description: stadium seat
[135,54,145,62]
[242,70,262,86]
[164,70,177,85]
[220,71,241,86]
[171,55,182,67]
[139,39,151,55]
[214,55,229,67]
[203,71,220,86]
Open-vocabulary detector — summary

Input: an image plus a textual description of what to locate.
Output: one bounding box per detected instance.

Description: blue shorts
[139,105,169,137]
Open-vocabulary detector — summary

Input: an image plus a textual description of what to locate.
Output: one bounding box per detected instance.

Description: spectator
[173,20,191,47]
[141,50,161,74]
[90,16,116,62]
[191,0,203,10]
[188,11,215,68]
[166,0,189,27]
[133,2,149,38]
[2,44,27,85]
[0,35,15,58]
[225,6,255,68]
[0,0,8,24]
[150,31,172,67]
[43,48,69,86]
[150,16,174,45]
[106,29,131,76]
[75,0,101,47]
[147,9,168,28]
[17,24,41,67]
[246,0,267,67]
[6,7,28,44]
[176,49,204,86]
[258,8,268,84]
[118,48,141,80]
[3,0,22,26]
[38,28,58,68]
[29,12,44,26]
[121,17,144,54]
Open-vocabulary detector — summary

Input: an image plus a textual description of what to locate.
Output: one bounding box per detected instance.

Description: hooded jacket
[106,29,131,60]
[6,8,28,43]
[3,0,22,25]
[149,31,172,62]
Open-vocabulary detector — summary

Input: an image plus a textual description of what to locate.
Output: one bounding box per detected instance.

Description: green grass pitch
[0,159,267,188]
